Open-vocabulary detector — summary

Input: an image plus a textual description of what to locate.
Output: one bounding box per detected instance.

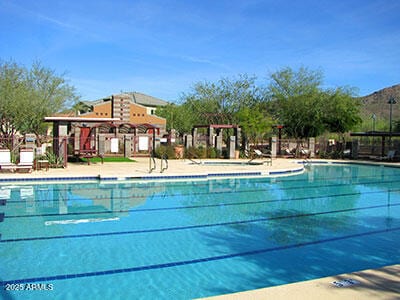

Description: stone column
[98,134,106,156]
[228,136,236,159]
[270,136,277,158]
[185,135,193,149]
[236,127,241,149]
[352,139,359,159]
[215,134,223,152]
[74,127,81,154]
[208,126,214,147]
[309,137,315,158]
[192,128,198,147]
[124,135,132,157]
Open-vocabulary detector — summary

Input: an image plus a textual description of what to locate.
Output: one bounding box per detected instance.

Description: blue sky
[1,0,399,103]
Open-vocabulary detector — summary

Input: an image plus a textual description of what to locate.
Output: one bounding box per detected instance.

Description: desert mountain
[357,84,400,121]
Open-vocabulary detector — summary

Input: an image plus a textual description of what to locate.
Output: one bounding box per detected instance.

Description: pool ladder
[303,158,312,169]
[149,154,156,173]
[149,154,168,173]
[160,154,168,173]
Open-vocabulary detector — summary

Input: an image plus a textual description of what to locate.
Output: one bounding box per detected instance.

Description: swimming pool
[1,164,399,299]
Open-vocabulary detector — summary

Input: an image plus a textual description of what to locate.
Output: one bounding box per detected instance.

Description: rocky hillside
[357,84,400,121]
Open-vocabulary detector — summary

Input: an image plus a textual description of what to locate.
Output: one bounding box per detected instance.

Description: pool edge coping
[0,160,399,183]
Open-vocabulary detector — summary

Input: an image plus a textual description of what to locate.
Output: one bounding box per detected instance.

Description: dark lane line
[2,226,400,285]
[2,202,399,243]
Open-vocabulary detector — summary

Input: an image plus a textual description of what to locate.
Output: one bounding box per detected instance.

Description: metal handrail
[188,158,202,165]
[160,154,168,173]
[149,154,156,173]
[303,157,312,169]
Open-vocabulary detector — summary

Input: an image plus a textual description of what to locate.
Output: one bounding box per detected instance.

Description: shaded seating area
[350,131,400,160]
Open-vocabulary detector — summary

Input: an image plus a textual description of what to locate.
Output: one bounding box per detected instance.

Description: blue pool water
[1,164,400,299]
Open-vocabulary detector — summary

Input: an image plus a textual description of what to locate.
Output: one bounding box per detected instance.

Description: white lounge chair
[0,149,16,172]
[254,149,272,165]
[254,149,270,157]
[382,150,396,161]
[16,149,34,173]
[284,148,295,158]
[300,148,311,158]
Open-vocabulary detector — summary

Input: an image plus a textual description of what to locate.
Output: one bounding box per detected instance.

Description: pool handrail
[160,154,168,173]
[149,154,156,173]
[188,157,202,165]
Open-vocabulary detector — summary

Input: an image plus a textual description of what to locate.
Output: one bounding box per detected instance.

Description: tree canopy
[267,66,360,139]
[157,74,273,145]
[158,67,361,149]
[0,60,79,139]
[1,59,361,151]
[181,74,262,125]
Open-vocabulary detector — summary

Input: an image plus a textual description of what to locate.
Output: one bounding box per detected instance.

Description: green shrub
[154,145,176,159]
[207,147,221,158]
[184,146,198,159]
[38,151,64,167]
[196,145,207,158]
[184,146,209,159]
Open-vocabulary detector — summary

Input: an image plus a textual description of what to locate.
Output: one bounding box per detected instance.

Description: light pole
[388,97,397,135]
[371,113,376,131]
[388,96,397,148]
[371,113,376,154]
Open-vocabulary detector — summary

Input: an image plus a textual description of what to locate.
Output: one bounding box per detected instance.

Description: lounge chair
[381,150,396,161]
[0,149,16,172]
[283,148,295,158]
[300,148,311,158]
[343,149,351,158]
[253,149,272,166]
[16,149,34,173]
[254,149,270,158]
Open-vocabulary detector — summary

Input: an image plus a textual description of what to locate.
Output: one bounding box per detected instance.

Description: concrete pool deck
[1,157,399,299]
[0,157,399,180]
[202,264,400,300]
[0,157,306,180]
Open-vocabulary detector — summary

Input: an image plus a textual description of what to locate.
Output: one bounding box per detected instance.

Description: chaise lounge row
[0,149,34,173]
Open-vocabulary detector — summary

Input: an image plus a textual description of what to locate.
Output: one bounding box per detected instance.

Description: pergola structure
[350,131,400,157]
[192,124,241,148]
[44,117,161,160]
